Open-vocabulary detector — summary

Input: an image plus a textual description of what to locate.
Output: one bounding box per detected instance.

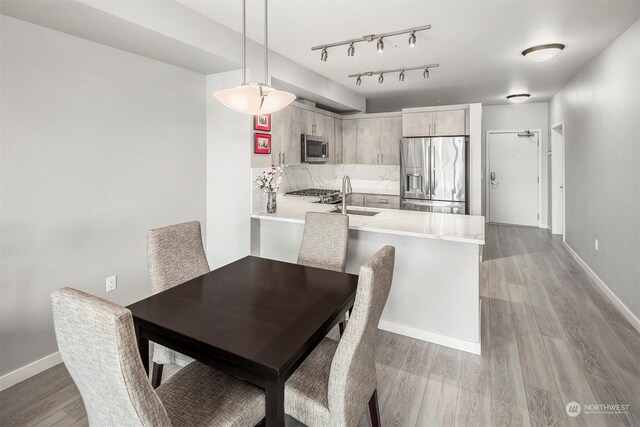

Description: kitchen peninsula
[251,195,485,354]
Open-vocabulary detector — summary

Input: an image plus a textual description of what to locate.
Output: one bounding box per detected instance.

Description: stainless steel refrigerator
[400,137,467,214]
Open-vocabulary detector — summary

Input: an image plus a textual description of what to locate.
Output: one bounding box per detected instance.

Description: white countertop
[252,195,485,245]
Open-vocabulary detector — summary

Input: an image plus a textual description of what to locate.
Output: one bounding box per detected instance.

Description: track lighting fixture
[423,68,430,79]
[347,43,355,57]
[350,64,439,85]
[311,25,430,60]
[409,32,416,47]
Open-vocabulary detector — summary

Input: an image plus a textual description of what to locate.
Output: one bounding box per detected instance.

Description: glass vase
[266,192,277,214]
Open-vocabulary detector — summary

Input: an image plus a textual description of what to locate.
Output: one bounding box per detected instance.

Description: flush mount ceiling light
[506,93,531,103]
[350,64,439,85]
[311,25,430,59]
[522,43,565,62]
[213,0,295,115]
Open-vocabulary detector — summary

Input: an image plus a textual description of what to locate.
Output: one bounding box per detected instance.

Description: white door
[551,124,564,235]
[488,132,539,226]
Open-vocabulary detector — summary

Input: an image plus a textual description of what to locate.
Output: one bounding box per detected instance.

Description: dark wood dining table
[127,255,358,427]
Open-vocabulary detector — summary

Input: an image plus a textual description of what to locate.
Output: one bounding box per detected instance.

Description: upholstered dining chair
[51,287,265,427]
[285,245,395,427]
[297,212,349,273]
[147,220,210,387]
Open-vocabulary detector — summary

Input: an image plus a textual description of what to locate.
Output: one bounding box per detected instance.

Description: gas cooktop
[285,188,340,197]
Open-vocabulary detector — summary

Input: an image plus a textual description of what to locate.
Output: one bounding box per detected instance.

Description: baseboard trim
[0,351,62,391]
[563,242,640,334]
[378,320,481,355]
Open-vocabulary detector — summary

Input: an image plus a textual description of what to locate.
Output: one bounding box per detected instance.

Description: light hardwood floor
[1,225,638,427]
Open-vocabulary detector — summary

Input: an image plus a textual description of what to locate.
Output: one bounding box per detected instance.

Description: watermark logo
[566,402,581,417]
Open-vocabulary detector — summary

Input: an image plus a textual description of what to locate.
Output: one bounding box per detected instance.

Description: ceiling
[177,0,640,111]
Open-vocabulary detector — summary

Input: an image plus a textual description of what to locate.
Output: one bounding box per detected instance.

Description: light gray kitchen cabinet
[314,113,335,163]
[270,108,285,166]
[402,112,433,136]
[380,116,402,164]
[356,118,381,165]
[334,119,343,164]
[433,110,466,136]
[298,108,315,136]
[282,106,301,166]
[342,119,357,164]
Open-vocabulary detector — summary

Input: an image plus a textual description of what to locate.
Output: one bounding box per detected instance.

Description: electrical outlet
[106,275,117,292]
[594,239,599,251]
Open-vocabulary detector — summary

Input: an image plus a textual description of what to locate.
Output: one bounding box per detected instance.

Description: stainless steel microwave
[301,134,329,163]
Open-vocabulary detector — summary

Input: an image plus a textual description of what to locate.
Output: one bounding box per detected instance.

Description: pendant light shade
[214,0,294,115]
[214,83,296,115]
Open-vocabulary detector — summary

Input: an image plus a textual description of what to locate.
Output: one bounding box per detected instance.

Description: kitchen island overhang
[251,197,485,354]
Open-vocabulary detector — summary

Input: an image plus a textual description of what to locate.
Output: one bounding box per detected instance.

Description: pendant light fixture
[214,0,295,115]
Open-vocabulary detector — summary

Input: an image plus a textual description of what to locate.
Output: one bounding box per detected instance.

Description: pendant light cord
[264,0,269,84]
[242,0,246,84]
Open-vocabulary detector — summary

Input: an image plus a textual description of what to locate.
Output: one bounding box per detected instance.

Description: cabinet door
[433,110,466,136]
[270,108,285,166]
[314,113,335,164]
[342,119,357,164]
[299,108,315,135]
[281,106,301,165]
[334,119,343,164]
[402,112,433,136]
[380,116,402,164]
[356,118,381,164]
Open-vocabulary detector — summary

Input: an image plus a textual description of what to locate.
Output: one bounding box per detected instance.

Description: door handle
[490,172,495,181]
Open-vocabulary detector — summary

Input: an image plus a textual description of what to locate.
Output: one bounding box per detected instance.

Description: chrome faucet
[341,175,352,215]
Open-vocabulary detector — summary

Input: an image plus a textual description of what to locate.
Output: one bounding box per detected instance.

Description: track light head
[399,71,405,82]
[409,32,416,47]
[378,73,384,84]
[423,68,430,79]
[356,76,362,86]
[376,37,384,53]
[347,43,355,57]
[320,48,328,61]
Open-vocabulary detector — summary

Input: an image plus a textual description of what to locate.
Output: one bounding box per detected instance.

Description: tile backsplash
[251,164,400,210]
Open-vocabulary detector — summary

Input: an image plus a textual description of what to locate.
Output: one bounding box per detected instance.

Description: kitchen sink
[331,208,380,216]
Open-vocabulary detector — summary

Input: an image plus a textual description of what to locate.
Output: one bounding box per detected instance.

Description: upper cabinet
[334,119,343,164]
[356,118,381,164]
[314,113,335,164]
[402,112,432,136]
[342,119,357,164]
[433,110,466,136]
[380,116,402,164]
[402,109,468,137]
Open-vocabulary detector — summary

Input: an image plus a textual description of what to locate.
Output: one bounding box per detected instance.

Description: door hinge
[537,213,539,219]
[537,176,540,183]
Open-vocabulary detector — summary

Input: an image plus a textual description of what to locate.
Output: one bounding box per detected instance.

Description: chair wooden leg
[151,362,163,388]
[368,389,381,427]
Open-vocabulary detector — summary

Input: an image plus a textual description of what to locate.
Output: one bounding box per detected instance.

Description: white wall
[0,16,206,378]
[549,20,640,321]
[206,71,252,268]
[482,103,549,226]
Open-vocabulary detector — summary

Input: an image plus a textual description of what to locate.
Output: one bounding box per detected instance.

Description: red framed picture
[254,114,271,131]
[254,133,271,154]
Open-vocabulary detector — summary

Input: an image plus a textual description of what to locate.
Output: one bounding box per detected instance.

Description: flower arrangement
[255,166,284,193]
